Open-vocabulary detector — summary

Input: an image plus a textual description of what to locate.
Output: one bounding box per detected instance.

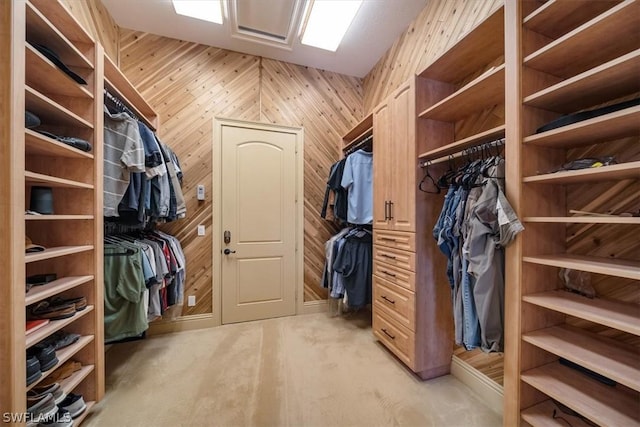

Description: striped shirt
[104,107,145,217]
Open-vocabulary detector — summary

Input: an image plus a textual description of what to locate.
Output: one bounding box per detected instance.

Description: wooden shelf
[26,44,93,100]
[26,335,94,391]
[418,64,504,121]
[521,361,639,427]
[418,125,505,160]
[342,128,372,153]
[524,50,640,113]
[25,245,94,264]
[104,54,158,130]
[523,254,640,280]
[25,1,93,69]
[60,364,94,395]
[523,324,640,391]
[523,290,640,335]
[26,214,94,221]
[26,306,94,348]
[25,275,93,306]
[25,171,94,189]
[523,0,622,39]
[523,161,640,185]
[524,216,640,224]
[524,0,640,78]
[418,5,504,83]
[342,112,373,142]
[25,129,94,159]
[523,106,640,149]
[25,86,93,129]
[29,0,95,46]
[522,399,610,427]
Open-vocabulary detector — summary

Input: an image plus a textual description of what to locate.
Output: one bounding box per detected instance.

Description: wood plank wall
[117,31,363,315]
[363,0,503,113]
[60,0,119,62]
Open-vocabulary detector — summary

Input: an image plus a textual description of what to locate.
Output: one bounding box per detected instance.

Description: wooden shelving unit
[341,112,373,152]
[1,0,104,423]
[504,1,640,425]
[412,4,507,400]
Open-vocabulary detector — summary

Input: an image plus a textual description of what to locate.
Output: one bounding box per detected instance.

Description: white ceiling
[100,0,429,78]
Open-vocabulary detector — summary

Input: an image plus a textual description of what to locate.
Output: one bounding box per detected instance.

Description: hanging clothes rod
[420,138,505,167]
[104,88,142,122]
[344,133,373,155]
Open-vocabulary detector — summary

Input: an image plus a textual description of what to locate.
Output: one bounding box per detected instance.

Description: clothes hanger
[419,161,440,194]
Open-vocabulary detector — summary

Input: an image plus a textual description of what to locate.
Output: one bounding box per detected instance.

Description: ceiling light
[173,0,223,24]
[300,0,363,52]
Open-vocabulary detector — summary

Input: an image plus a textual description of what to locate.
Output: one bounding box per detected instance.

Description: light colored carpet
[85,312,502,427]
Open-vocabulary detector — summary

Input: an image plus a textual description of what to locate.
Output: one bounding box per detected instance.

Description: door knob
[223,248,236,255]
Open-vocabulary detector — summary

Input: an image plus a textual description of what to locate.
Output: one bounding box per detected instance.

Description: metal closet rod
[420,138,505,167]
[344,133,373,155]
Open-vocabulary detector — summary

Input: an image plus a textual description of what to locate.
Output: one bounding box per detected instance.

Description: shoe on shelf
[59,393,86,419]
[28,344,59,372]
[29,300,76,321]
[39,331,81,351]
[49,296,87,312]
[26,355,42,386]
[26,393,57,427]
[40,361,82,387]
[28,383,67,406]
[37,407,73,427]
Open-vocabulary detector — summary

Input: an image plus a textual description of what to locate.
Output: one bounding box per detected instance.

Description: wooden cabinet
[371,76,453,380]
[504,1,640,425]
[372,81,417,232]
[1,0,104,423]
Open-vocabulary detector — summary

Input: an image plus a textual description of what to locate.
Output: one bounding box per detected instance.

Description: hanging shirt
[341,149,373,225]
[103,107,145,217]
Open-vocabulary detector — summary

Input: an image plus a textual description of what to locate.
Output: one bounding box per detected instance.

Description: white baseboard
[450,355,503,416]
[301,299,328,314]
[147,314,220,336]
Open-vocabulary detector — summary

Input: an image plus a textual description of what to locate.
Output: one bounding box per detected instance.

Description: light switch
[197,225,205,236]
[187,295,196,306]
[197,184,205,200]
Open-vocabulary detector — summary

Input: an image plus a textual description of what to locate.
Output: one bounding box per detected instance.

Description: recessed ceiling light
[172,0,223,24]
[300,0,363,52]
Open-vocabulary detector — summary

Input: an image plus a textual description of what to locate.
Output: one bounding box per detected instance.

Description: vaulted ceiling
[100,0,429,77]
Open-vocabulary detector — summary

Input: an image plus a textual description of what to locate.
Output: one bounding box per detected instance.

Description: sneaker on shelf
[28,344,59,372]
[40,361,82,387]
[59,393,86,419]
[29,300,76,321]
[26,393,57,427]
[28,383,67,406]
[26,355,42,386]
[37,407,73,427]
[49,296,87,312]
[39,331,81,351]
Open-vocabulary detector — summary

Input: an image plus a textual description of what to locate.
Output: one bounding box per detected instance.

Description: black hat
[30,186,54,215]
[29,42,87,85]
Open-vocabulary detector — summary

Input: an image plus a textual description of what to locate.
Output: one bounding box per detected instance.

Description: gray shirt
[103,107,145,216]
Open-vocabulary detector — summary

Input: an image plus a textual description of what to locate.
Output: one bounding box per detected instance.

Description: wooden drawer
[373,230,415,252]
[373,260,415,291]
[373,275,415,331]
[373,245,415,272]
[373,310,415,369]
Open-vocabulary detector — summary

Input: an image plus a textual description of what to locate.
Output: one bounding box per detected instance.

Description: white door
[220,124,298,324]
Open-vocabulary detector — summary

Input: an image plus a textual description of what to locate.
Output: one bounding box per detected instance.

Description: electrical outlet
[188,295,196,306]
[197,225,205,236]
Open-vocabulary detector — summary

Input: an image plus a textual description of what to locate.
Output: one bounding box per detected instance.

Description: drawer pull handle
[381,328,396,340]
[379,237,397,242]
[381,254,397,260]
[381,295,396,304]
[380,270,397,277]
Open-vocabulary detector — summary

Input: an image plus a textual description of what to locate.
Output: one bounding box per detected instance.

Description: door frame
[212,118,304,325]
